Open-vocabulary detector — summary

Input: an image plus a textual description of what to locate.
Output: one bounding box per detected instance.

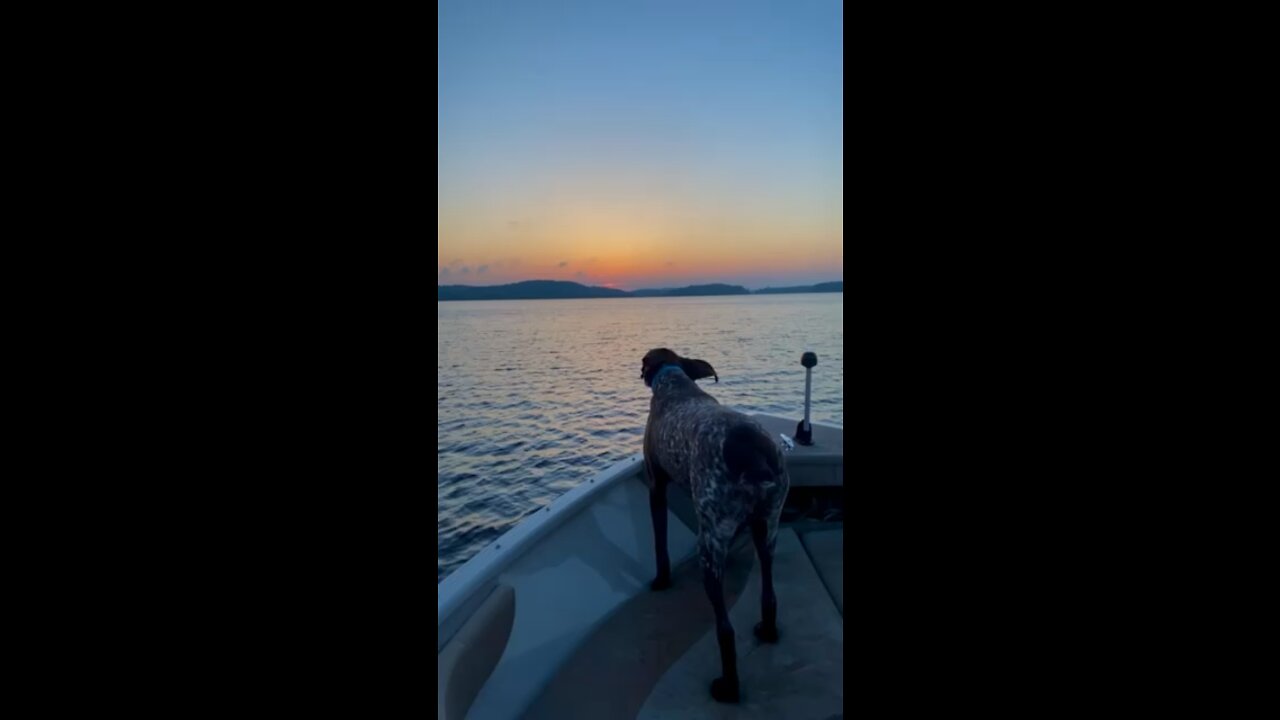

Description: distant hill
[438,279,841,301]
[438,280,628,301]
[630,284,751,297]
[754,281,843,294]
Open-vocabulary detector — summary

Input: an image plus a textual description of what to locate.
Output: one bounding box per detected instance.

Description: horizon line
[437,277,844,292]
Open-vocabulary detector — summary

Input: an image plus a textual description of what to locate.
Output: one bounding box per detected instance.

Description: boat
[438,357,844,719]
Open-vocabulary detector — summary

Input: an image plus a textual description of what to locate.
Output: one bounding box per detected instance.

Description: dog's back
[647,391,787,520]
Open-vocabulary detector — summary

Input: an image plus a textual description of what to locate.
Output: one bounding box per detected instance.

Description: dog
[640,347,790,704]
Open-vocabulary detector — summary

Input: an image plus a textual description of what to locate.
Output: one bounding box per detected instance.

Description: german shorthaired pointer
[640,348,790,703]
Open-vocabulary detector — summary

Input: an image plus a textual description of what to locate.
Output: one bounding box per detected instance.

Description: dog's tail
[723,424,785,491]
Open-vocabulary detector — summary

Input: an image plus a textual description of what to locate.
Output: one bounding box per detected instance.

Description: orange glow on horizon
[438,195,842,289]
[436,250,842,290]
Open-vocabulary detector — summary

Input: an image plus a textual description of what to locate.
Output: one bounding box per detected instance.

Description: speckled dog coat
[639,348,790,704]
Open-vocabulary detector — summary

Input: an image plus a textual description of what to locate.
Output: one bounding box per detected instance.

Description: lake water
[437,293,844,582]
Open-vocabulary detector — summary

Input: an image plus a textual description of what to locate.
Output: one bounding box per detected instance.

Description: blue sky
[439,0,843,289]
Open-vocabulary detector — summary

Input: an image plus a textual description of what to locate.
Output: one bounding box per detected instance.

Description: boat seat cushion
[438,584,515,720]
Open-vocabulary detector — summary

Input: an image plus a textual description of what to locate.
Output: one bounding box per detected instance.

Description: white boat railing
[438,451,646,648]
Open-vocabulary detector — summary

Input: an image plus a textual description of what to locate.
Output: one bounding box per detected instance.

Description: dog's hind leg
[751,516,780,643]
[645,459,672,591]
[700,536,740,703]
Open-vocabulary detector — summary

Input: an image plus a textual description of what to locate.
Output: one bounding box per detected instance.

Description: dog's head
[641,348,718,388]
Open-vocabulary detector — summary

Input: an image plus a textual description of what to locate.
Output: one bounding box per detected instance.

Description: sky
[438,0,843,290]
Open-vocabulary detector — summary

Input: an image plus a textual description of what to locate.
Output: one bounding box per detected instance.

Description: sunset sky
[438,0,843,290]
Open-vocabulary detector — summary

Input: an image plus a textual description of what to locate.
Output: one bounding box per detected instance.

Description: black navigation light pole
[794,350,818,445]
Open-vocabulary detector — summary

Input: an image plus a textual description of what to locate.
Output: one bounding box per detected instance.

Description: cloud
[558,260,569,268]
[477,264,489,274]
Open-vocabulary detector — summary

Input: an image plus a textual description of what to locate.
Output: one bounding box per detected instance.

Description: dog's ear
[681,358,718,383]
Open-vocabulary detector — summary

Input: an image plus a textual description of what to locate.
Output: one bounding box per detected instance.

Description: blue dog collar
[651,364,683,388]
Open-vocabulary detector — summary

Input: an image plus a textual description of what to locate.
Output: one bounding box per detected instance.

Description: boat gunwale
[438,451,646,642]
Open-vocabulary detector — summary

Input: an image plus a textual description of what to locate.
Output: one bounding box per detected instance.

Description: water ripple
[437,294,843,582]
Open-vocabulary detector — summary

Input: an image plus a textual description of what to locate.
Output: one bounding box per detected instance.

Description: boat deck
[522,524,843,720]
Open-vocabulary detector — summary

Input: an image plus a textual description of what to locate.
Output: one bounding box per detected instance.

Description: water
[437,293,843,582]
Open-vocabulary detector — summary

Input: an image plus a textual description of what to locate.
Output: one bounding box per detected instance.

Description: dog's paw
[710,677,740,703]
[754,622,780,643]
[650,575,672,591]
